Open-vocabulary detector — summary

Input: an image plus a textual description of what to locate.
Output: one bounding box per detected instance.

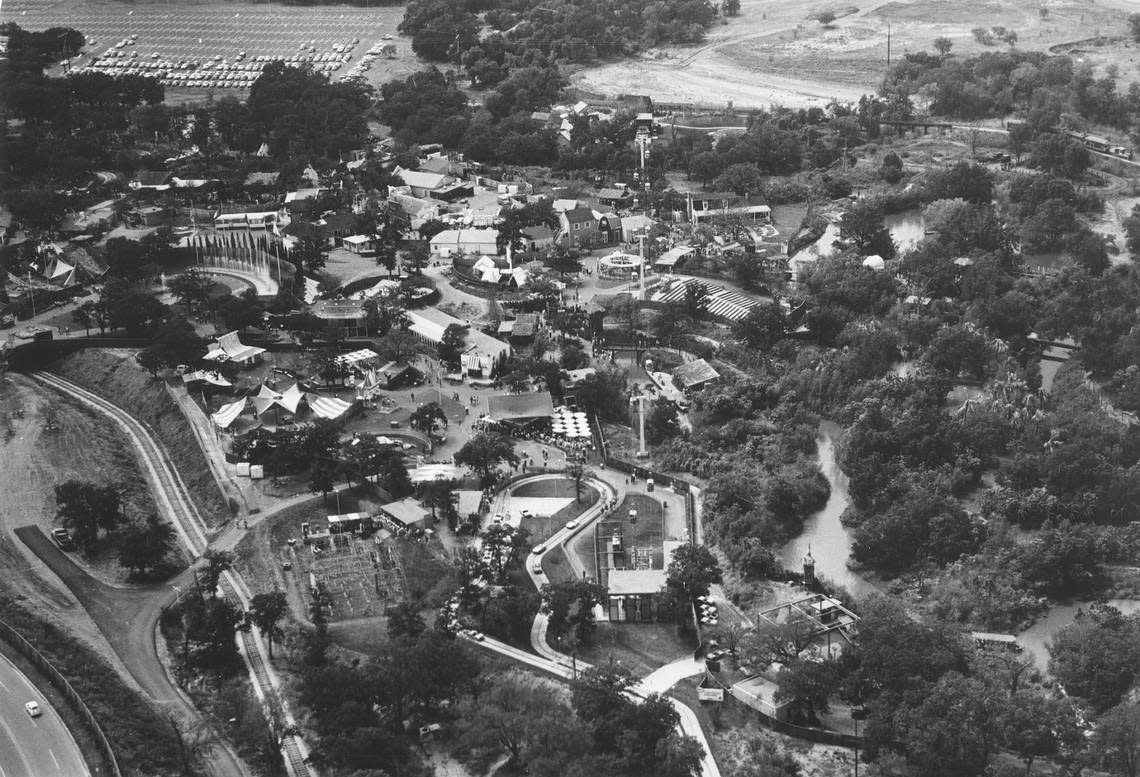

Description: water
[780,421,878,599]
[884,210,925,253]
[1016,599,1140,674]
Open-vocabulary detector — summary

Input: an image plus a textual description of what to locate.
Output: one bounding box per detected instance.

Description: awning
[252,383,305,416]
[308,395,353,420]
[211,399,247,429]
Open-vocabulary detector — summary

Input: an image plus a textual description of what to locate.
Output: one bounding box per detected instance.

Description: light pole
[630,393,650,458]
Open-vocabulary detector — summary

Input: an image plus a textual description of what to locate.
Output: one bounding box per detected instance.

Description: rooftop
[672,358,720,389]
[607,569,667,596]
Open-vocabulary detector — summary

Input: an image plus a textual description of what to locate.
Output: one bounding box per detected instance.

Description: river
[779,421,879,598]
[1016,599,1140,673]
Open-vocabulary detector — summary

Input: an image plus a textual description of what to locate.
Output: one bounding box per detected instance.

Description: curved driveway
[0,652,89,777]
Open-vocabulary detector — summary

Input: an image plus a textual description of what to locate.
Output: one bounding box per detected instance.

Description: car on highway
[531,561,543,574]
[51,528,75,551]
[531,543,546,555]
[24,701,42,718]
[564,519,579,530]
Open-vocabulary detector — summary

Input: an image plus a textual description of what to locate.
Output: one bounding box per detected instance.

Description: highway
[0,652,89,777]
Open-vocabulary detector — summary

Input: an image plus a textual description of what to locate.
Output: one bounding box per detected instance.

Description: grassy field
[49,349,232,525]
[578,621,695,678]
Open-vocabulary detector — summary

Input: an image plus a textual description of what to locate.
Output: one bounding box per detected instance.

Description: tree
[1095,701,1140,777]
[665,544,722,599]
[645,398,681,445]
[740,613,818,668]
[714,163,765,197]
[733,303,786,349]
[688,151,723,185]
[566,459,592,503]
[455,432,519,485]
[168,269,213,316]
[438,323,467,368]
[1131,13,1140,43]
[722,0,741,16]
[775,659,841,724]
[839,199,896,259]
[137,344,173,377]
[456,670,575,766]
[898,672,1002,777]
[119,514,175,578]
[387,601,427,641]
[999,690,1080,775]
[72,302,95,335]
[1049,603,1140,713]
[55,480,123,547]
[198,549,234,598]
[543,579,608,643]
[310,464,335,506]
[548,246,582,280]
[248,591,288,659]
[409,402,447,436]
[933,37,953,57]
[816,10,836,27]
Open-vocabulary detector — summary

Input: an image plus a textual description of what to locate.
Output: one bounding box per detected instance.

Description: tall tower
[803,545,816,586]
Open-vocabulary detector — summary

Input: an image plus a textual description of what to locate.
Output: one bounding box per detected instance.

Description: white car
[564,519,580,530]
[24,701,42,718]
[531,544,546,555]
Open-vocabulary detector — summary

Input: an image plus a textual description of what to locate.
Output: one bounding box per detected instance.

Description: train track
[30,371,315,777]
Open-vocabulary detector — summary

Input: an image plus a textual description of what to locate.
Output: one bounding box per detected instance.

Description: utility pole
[886,23,892,69]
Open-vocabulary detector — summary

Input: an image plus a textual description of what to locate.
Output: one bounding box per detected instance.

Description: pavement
[14,526,249,777]
[0,651,89,777]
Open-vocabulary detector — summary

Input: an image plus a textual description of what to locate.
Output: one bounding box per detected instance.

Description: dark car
[51,528,76,551]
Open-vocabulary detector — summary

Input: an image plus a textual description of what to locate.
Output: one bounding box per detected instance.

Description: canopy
[409,464,465,483]
[252,383,305,416]
[308,395,353,420]
[182,370,232,387]
[211,399,247,430]
[335,349,380,368]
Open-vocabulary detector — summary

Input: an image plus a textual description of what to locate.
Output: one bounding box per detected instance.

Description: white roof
[395,167,448,190]
[211,399,247,429]
[862,254,886,270]
[335,349,380,367]
[552,199,579,212]
[608,569,667,596]
[308,395,353,420]
[252,383,305,416]
[342,234,373,246]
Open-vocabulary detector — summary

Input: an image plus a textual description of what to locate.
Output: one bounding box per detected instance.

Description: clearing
[573,0,1140,109]
[0,373,153,676]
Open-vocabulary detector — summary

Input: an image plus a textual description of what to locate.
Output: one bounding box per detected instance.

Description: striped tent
[211,399,247,430]
[307,394,354,421]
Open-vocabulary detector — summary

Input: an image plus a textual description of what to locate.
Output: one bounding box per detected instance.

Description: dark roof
[522,225,555,241]
[509,322,536,338]
[563,207,596,226]
[135,171,172,186]
[487,391,555,422]
[673,359,720,389]
[320,212,357,235]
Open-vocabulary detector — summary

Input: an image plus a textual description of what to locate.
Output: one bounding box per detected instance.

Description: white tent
[862,254,886,271]
[308,395,354,420]
[211,399,247,430]
[252,383,305,416]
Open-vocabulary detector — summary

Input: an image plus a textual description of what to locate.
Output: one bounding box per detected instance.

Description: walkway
[465,469,722,777]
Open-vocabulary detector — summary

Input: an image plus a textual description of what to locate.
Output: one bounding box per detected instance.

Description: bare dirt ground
[0,373,147,680]
[573,0,1140,110]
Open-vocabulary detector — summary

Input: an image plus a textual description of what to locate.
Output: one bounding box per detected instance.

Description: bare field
[574,0,1140,110]
[0,374,149,676]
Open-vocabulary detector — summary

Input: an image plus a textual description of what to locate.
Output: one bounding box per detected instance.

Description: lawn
[577,622,696,679]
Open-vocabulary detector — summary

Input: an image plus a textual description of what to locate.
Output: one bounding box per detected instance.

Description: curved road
[0,652,89,777]
[27,371,315,777]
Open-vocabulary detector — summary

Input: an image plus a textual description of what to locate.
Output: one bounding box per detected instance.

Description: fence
[0,618,122,777]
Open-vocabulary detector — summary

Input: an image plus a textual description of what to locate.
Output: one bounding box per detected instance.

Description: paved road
[0,652,89,777]
[29,370,313,777]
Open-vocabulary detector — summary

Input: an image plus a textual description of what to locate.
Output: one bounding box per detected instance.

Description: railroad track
[31,371,315,777]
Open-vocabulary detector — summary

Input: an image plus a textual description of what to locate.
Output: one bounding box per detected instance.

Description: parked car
[51,528,75,551]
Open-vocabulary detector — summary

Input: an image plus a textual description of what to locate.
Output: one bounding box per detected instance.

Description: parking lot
[2,0,422,101]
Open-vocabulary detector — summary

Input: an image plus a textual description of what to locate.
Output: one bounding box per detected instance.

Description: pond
[884,209,925,253]
[779,422,879,599]
[1016,599,1140,674]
